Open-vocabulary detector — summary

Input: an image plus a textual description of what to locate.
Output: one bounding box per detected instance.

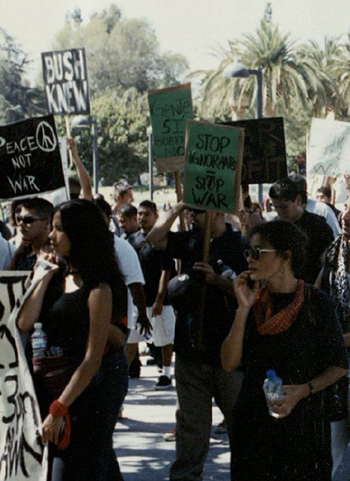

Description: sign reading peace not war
[183,120,244,213]
[0,268,49,481]
[0,115,65,200]
[223,117,287,184]
[42,48,90,115]
[148,83,193,173]
[307,118,350,176]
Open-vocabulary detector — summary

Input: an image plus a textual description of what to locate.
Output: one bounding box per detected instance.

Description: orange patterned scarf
[253,280,305,335]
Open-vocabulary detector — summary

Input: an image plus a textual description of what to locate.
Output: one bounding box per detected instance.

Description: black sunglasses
[16,215,43,225]
[244,247,276,260]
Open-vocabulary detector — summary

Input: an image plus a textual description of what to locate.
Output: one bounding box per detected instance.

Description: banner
[42,48,90,115]
[223,117,287,184]
[0,115,65,200]
[307,118,350,176]
[0,264,53,481]
[148,83,193,173]
[183,120,244,213]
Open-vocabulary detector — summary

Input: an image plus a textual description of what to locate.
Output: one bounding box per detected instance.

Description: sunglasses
[188,208,206,216]
[16,215,43,225]
[244,247,276,260]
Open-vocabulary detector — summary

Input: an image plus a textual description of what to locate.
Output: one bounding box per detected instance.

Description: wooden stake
[65,116,73,168]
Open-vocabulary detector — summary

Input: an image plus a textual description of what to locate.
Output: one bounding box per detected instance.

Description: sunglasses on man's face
[16,215,43,225]
[244,247,276,260]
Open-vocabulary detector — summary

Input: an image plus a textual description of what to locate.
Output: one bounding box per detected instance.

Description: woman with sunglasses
[221,220,348,481]
[17,199,128,481]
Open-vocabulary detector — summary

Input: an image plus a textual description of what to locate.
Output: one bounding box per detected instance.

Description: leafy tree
[0,27,45,124]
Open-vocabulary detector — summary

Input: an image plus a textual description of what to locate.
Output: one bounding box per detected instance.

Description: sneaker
[214,419,227,434]
[163,427,176,442]
[155,375,172,390]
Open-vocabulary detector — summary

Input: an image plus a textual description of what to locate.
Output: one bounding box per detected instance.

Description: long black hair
[54,199,127,322]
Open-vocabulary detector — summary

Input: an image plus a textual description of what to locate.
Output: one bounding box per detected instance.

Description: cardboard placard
[223,117,287,184]
[183,120,244,213]
[42,48,90,115]
[307,118,350,176]
[148,83,193,173]
[0,115,65,200]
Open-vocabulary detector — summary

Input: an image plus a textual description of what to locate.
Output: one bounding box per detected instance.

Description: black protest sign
[0,115,65,200]
[42,48,90,115]
[183,120,244,213]
[223,117,287,184]
[148,83,193,173]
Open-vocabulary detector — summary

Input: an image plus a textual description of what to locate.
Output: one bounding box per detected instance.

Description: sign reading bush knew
[184,120,244,213]
[42,48,90,115]
[0,115,65,200]
[148,83,193,173]
[223,117,287,184]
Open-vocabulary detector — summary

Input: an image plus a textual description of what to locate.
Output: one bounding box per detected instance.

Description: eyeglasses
[16,215,43,225]
[188,208,206,216]
[244,247,276,260]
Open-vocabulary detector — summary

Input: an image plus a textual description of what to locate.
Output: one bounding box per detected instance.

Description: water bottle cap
[34,322,43,329]
[266,369,277,380]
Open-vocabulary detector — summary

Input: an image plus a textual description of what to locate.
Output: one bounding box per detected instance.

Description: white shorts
[147,305,175,347]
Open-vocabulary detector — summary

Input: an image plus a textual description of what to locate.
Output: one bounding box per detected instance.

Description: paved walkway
[114,350,230,481]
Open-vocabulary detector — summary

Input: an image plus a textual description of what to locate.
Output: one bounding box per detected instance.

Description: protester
[146,202,247,480]
[8,197,54,270]
[129,200,176,390]
[269,177,334,283]
[66,137,93,201]
[221,220,348,481]
[316,185,342,225]
[17,199,128,481]
[117,203,139,239]
[110,181,134,236]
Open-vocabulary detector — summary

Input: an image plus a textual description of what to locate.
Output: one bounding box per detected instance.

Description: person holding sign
[146,202,247,480]
[17,199,128,481]
[221,220,348,481]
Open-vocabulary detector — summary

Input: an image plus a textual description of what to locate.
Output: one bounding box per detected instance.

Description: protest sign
[0,266,50,481]
[223,117,287,184]
[42,48,90,115]
[183,120,244,213]
[0,115,65,200]
[148,83,193,173]
[307,118,350,176]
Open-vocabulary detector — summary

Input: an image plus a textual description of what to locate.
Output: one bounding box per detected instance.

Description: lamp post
[223,61,263,202]
[147,126,154,201]
[71,115,99,195]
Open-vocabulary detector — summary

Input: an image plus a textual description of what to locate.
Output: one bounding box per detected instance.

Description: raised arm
[67,137,93,200]
[146,202,186,250]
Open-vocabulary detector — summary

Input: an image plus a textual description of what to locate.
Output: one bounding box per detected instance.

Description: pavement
[114,346,231,481]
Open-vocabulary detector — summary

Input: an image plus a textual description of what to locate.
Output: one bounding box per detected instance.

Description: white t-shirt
[113,236,145,329]
[306,198,341,237]
[0,234,16,269]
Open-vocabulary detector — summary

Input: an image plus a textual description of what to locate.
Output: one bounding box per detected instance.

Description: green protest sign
[148,83,193,173]
[183,120,244,213]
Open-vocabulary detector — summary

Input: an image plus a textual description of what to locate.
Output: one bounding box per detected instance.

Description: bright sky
[1,0,350,83]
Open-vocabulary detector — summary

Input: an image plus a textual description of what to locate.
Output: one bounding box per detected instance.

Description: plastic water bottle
[263,369,283,418]
[217,259,237,279]
[31,322,47,358]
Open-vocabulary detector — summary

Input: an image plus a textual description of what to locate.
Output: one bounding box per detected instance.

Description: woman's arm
[42,283,112,444]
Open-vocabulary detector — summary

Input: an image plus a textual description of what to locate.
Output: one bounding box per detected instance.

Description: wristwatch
[307,380,315,395]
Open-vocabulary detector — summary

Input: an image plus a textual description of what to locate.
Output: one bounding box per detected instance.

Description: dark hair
[55,199,127,321]
[289,174,308,204]
[68,177,81,189]
[139,200,157,215]
[21,197,54,219]
[317,186,332,199]
[269,178,299,202]
[250,220,307,277]
[93,198,112,219]
[117,203,137,218]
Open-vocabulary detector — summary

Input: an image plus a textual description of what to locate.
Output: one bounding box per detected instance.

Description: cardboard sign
[0,115,65,200]
[0,268,49,481]
[148,83,193,173]
[307,118,350,176]
[42,48,90,115]
[223,117,287,184]
[183,120,244,213]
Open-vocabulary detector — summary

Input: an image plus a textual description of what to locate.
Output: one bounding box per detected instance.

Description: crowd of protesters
[1,137,350,481]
